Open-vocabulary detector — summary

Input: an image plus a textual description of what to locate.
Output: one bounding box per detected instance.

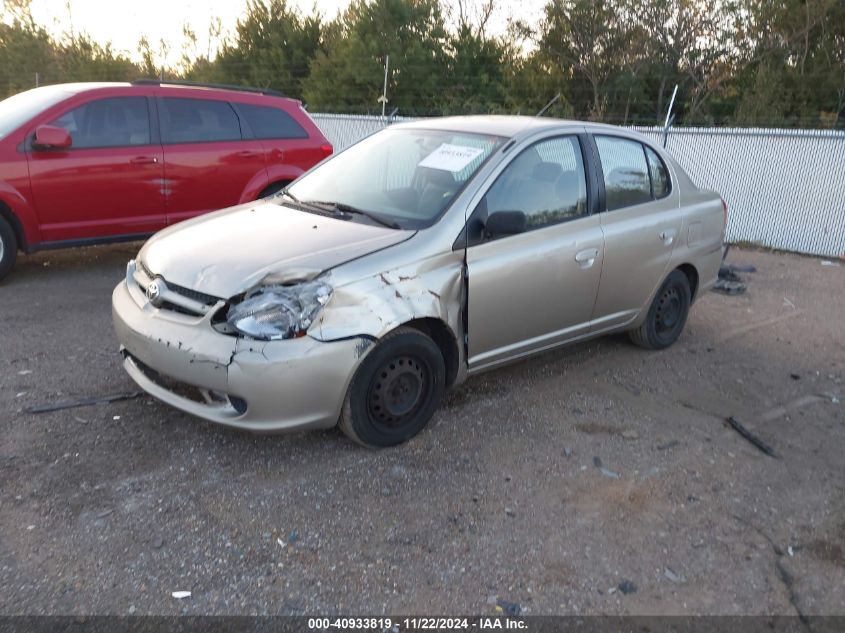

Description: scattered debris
[664,567,683,583]
[725,416,778,458]
[171,591,191,600]
[790,373,801,380]
[621,430,639,440]
[17,370,32,375]
[288,530,299,544]
[593,456,621,478]
[504,507,516,517]
[152,537,164,549]
[26,391,144,414]
[617,580,637,594]
[820,260,841,267]
[599,467,621,479]
[563,447,573,458]
[495,598,522,616]
[96,509,114,519]
[657,440,679,450]
[276,538,286,549]
[713,255,755,295]
[788,546,795,557]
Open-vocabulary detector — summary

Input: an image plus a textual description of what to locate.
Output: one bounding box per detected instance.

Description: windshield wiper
[305,201,401,229]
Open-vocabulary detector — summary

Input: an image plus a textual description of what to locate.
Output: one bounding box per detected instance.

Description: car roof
[395,115,585,138]
[394,115,659,145]
[29,81,295,102]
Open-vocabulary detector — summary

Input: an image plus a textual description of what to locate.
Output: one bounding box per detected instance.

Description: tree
[303,0,449,113]
[205,0,323,98]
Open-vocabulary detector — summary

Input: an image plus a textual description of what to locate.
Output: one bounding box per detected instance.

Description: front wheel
[0,215,18,282]
[339,327,445,447]
[629,269,691,350]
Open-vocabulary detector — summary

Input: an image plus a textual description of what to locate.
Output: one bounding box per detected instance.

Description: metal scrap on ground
[726,416,779,458]
[26,391,145,414]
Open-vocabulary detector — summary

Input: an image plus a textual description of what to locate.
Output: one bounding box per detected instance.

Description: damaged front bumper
[112,279,367,433]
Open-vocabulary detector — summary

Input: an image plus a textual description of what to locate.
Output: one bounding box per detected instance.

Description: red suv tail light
[320,143,333,158]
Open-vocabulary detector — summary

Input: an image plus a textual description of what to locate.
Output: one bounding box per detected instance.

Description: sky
[21,0,544,68]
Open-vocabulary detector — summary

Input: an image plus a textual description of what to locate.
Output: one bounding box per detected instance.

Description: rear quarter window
[236,103,309,140]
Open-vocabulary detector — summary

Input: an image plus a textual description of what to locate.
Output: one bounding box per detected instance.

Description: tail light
[320,143,333,158]
[721,197,728,226]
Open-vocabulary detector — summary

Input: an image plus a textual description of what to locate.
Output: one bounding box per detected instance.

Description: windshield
[285,127,506,229]
[0,86,75,141]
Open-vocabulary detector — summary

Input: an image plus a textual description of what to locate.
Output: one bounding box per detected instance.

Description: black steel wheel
[0,215,17,282]
[340,327,445,447]
[629,269,691,350]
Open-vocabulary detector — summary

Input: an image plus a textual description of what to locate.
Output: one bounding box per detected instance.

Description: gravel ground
[0,245,843,616]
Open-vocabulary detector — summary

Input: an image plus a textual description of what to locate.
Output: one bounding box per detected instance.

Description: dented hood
[139,201,414,298]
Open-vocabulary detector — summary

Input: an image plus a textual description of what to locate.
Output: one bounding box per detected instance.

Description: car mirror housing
[33,125,72,150]
[485,210,527,238]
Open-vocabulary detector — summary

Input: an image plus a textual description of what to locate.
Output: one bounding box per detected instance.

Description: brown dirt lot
[0,245,843,616]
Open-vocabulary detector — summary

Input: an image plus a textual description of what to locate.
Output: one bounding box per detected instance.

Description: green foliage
[202,0,323,98]
[0,0,843,127]
[302,0,449,113]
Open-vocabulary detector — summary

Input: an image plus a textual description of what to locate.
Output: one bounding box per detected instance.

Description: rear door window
[595,136,652,211]
[49,97,150,148]
[158,98,242,144]
[236,103,308,139]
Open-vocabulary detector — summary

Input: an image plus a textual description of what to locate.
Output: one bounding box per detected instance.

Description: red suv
[0,80,332,280]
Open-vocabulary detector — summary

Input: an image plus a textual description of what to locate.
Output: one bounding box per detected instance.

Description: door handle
[659,229,677,245]
[235,150,259,158]
[130,156,158,165]
[575,248,599,269]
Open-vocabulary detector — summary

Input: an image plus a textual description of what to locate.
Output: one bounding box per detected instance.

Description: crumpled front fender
[308,253,465,380]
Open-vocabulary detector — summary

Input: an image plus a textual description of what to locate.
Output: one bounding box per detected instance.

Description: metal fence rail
[311,114,845,257]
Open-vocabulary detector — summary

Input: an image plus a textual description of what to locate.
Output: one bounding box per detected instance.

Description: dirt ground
[0,244,843,616]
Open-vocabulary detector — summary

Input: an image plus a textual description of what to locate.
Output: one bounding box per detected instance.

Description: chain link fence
[310,113,845,258]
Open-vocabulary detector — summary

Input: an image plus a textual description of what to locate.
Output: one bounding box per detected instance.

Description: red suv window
[236,103,308,140]
[49,97,151,148]
[159,98,242,144]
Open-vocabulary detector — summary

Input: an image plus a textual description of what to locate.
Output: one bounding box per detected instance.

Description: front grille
[167,281,221,307]
[137,259,223,313]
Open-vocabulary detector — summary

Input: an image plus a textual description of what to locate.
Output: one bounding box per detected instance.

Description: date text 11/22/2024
[306,617,528,630]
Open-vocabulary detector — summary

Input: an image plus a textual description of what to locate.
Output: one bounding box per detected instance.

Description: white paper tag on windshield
[418,143,484,172]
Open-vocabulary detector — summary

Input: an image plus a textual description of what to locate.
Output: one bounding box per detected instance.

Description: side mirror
[485,210,527,238]
[33,125,72,150]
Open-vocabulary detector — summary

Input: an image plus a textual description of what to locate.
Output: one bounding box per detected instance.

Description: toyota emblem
[146,281,163,306]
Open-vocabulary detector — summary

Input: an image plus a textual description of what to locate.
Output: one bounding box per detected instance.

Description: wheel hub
[368,356,426,425]
[656,286,681,332]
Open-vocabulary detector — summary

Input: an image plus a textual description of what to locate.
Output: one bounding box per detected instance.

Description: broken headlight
[225,280,332,341]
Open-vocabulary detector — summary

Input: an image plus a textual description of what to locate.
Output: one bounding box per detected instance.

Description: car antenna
[661,84,678,148]
[536,93,561,117]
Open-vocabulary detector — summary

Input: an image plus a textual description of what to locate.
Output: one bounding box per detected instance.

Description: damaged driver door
[464,134,604,372]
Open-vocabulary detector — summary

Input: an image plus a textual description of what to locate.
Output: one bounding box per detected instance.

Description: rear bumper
[112,279,366,433]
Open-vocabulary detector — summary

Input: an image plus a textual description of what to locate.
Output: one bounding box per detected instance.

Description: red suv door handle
[130,156,158,165]
[234,150,259,158]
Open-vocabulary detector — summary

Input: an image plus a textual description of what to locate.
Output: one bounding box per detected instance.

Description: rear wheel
[339,327,445,447]
[629,269,691,350]
[0,216,18,282]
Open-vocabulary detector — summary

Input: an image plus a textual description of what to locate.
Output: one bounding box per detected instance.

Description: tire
[0,215,18,282]
[258,181,288,199]
[339,327,446,447]
[629,269,691,350]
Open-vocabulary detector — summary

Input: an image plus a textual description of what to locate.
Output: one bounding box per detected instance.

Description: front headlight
[226,280,332,340]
